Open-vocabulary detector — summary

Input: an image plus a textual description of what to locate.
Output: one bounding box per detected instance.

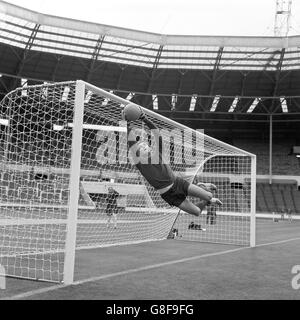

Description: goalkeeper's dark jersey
[128,119,175,190]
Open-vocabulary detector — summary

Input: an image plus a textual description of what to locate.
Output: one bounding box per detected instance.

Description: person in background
[287,208,293,222]
[280,207,285,221]
[106,186,120,229]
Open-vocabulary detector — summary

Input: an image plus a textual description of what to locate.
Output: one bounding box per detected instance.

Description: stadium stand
[256,182,300,214]
[234,139,300,175]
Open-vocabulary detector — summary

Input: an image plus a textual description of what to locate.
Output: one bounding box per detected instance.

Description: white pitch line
[3,236,300,300]
[253,236,300,248]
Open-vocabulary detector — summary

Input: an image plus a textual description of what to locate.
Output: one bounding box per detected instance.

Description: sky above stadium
[4,0,300,36]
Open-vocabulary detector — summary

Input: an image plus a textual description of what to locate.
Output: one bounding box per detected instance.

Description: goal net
[0,81,256,284]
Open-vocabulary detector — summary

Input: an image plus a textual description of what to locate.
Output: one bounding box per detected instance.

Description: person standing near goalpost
[106,186,120,229]
[123,108,222,217]
[206,202,217,225]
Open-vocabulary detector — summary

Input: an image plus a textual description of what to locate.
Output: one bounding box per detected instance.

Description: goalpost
[0,80,256,284]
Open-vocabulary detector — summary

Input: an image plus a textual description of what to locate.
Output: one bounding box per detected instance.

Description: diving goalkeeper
[123,111,222,216]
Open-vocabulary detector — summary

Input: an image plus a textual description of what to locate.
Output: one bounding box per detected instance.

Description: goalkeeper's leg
[187,184,222,206]
[160,177,222,216]
[178,199,204,216]
[197,182,217,192]
[178,184,222,216]
[178,198,219,217]
[178,199,221,217]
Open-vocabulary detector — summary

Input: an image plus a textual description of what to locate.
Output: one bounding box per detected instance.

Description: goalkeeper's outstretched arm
[139,111,161,148]
[124,109,161,157]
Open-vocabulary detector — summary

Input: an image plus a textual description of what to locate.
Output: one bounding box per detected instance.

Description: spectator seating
[233,139,300,175]
[256,182,300,214]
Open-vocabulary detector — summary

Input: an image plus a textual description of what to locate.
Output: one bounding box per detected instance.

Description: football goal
[0,81,256,284]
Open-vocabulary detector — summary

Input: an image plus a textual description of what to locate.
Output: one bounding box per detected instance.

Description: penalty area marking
[3,236,300,300]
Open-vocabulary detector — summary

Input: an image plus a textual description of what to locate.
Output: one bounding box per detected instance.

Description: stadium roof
[0,0,300,132]
[1,0,300,71]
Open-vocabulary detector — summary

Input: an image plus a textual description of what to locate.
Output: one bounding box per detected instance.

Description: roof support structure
[143,45,164,104]
[116,66,126,90]
[86,35,105,82]
[263,50,281,70]
[270,48,285,113]
[204,47,224,111]
[51,55,63,82]
[147,45,164,91]
[176,70,186,95]
[10,23,40,90]
[208,47,224,97]
[0,77,9,92]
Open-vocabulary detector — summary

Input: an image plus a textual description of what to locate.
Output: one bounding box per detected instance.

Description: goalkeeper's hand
[139,109,147,121]
[121,110,126,121]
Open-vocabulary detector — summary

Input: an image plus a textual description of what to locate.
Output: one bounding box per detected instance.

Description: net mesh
[172,156,252,245]
[0,81,255,283]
